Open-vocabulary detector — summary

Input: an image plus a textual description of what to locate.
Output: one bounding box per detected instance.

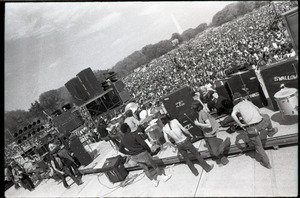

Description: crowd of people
[123,1,297,107]
[5,1,297,191]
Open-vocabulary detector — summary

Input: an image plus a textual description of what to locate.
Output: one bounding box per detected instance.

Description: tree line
[4,1,269,145]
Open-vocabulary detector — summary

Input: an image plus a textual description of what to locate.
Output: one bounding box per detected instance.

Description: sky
[5,1,236,112]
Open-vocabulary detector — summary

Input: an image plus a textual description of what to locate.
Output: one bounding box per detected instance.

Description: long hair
[160,114,173,130]
[191,100,203,112]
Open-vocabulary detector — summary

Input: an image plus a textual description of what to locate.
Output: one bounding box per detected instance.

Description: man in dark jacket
[119,123,171,187]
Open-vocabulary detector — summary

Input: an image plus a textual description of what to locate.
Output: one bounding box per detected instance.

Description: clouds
[5,2,235,111]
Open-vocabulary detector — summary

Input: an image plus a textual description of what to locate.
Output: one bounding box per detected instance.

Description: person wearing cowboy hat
[231,92,278,169]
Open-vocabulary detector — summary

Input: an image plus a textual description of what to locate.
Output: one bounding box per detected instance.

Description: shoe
[152,179,159,187]
[220,156,229,165]
[267,127,278,137]
[206,164,214,173]
[260,162,272,169]
[161,174,172,182]
[77,180,83,185]
[191,168,199,176]
[226,126,235,134]
[65,185,70,189]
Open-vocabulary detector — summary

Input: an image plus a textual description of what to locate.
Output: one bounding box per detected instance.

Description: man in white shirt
[231,92,278,169]
[161,114,213,176]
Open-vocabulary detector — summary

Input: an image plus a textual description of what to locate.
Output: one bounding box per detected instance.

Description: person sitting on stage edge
[191,100,231,165]
[161,114,214,176]
[231,92,278,169]
[119,123,171,187]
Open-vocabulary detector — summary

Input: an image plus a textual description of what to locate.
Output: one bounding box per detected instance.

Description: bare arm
[231,109,246,130]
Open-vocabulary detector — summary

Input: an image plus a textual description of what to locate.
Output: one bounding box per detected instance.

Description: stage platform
[5,108,298,197]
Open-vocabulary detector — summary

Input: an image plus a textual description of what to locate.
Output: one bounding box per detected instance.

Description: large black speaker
[69,136,93,166]
[102,155,128,183]
[281,7,298,54]
[112,80,131,103]
[162,86,194,120]
[227,69,267,108]
[260,57,298,111]
[76,67,104,99]
[177,112,204,140]
[214,78,232,100]
[65,77,89,106]
[52,110,84,133]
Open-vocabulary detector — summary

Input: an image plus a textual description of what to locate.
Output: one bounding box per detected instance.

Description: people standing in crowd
[161,114,214,176]
[11,163,35,191]
[192,100,231,165]
[231,92,278,169]
[55,143,83,186]
[5,164,19,189]
[119,123,172,187]
[46,155,70,189]
[124,110,141,132]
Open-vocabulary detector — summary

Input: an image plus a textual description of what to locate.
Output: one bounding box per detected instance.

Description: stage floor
[5,108,298,197]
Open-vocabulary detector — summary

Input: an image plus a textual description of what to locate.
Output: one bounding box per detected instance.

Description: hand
[194,120,200,126]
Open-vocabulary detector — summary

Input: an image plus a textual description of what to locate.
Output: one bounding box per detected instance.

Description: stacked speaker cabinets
[69,136,93,166]
[214,78,232,100]
[162,86,204,139]
[260,57,298,111]
[76,67,104,98]
[111,80,131,104]
[65,77,90,106]
[227,69,268,108]
[281,7,298,55]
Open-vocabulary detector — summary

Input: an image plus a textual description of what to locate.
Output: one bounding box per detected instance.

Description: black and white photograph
[4,1,298,197]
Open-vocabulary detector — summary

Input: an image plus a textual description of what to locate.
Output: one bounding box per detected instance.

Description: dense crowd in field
[123,1,298,106]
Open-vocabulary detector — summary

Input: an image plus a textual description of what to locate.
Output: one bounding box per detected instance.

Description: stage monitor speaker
[102,155,128,183]
[162,86,194,120]
[214,78,232,100]
[260,57,298,111]
[69,137,93,166]
[227,69,267,108]
[76,67,104,99]
[65,77,89,106]
[281,7,298,54]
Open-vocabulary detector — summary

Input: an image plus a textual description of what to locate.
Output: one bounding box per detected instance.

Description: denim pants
[177,138,211,173]
[132,151,162,180]
[245,114,273,165]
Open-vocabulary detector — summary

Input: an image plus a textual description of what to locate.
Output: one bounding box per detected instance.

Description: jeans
[205,136,230,158]
[131,151,162,180]
[245,114,274,165]
[177,138,211,173]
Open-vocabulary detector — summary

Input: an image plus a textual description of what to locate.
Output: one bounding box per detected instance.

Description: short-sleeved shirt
[232,100,262,125]
[198,110,220,138]
[124,116,140,132]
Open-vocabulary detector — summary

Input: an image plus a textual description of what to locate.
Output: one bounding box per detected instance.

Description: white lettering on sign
[249,92,259,98]
[175,100,185,108]
[184,124,193,130]
[274,74,298,82]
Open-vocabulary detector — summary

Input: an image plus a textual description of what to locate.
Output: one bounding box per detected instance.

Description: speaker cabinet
[227,69,267,108]
[52,110,84,133]
[76,67,104,99]
[69,137,93,166]
[102,155,128,183]
[260,57,298,111]
[162,86,194,120]
[112,80,131,103]
[281,7,298,54]
[177,112,204,140]
[214,78,232,100]
[65,77,89,106]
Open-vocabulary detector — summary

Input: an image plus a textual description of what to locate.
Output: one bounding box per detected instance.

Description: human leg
[182,139,213,172]
[248,134,271,169]
[177,146,199,176]
[56,172,70,188]
[261,114,278,137]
